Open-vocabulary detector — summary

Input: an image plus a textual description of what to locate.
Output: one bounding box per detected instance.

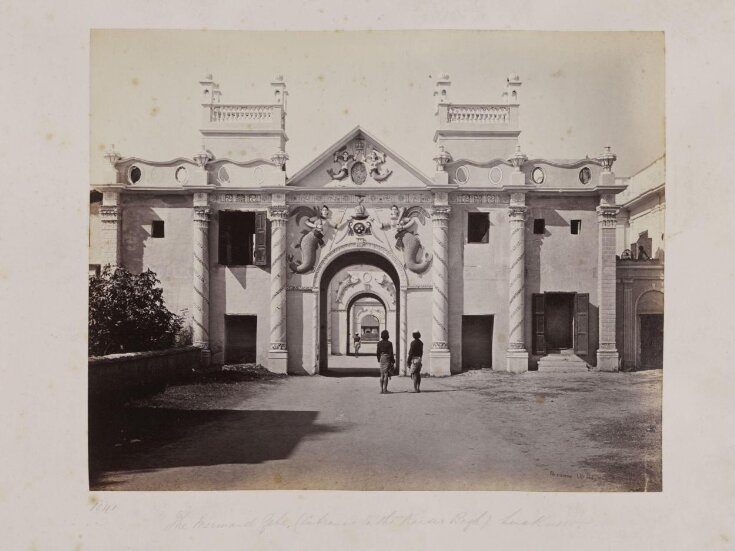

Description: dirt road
[89,368,661,491]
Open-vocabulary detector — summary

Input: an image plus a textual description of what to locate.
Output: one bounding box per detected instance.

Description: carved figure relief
[389,205,433,273]
[376,273,396,304]
[336,273,361,305]
[347,195,375,236]
[326,147,354,180]
[288,205,336,274]
[326,140,392,184]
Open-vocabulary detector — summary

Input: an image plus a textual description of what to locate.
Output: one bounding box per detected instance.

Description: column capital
[431,205,451,219]
[193,205,211,224]
[509,205,527,221]
[596,205,619,228]
[99,205,120,223]
[268,205,289,221]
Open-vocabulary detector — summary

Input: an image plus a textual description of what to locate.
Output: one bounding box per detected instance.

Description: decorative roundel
[531,166,545,185]
[579,167,591,184]
[253,166,265,184]
[489,166,503,185]
[217,166,230,185]
[352,221,368,235]
[455,166,470,184]
[175,166,189,184]
[351,161,367,185]
[363,272,372,283]
[128,165,142,184]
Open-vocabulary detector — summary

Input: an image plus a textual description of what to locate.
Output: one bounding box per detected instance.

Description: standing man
[353,332,361,357]
[376,330,394,394]
[407,330,424,393]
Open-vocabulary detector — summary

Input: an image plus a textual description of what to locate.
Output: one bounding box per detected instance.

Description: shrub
[89,266,183,356]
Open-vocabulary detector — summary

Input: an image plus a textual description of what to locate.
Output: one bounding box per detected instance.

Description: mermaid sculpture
[389,205,433,273]
[288,205,335,274]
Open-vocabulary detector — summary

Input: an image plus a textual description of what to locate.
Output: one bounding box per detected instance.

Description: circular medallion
[532,167,545,184]
[579,167,591,184]
[363,272,372,283]
[175,166,189,184]
[128,165,142,184]
[217,166,230,185]
[489,166,503,185]
[352,221,367,235]
[455,166,469,184]
[351,162,367,185]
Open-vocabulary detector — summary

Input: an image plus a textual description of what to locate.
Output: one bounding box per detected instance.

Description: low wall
[89,346,202,402]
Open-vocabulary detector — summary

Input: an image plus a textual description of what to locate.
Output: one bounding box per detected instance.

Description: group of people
[375,329,423,394]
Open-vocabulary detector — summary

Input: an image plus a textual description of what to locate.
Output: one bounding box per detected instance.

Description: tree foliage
[89,266,183,356]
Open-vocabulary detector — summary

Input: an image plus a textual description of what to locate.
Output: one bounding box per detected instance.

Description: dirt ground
[89,366,662,491]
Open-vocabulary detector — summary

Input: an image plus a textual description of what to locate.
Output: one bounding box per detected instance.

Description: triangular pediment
[287,126,433,188]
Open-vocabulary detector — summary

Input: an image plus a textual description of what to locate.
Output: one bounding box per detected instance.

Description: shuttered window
[532,293,546,355]
[574,293,589,355]
[218,211,270,267]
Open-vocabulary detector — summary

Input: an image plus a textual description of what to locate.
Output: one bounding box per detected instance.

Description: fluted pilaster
[597,202,620,371]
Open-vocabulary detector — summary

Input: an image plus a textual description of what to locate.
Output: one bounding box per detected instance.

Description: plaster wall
[448,203,511,372]
[120,195,194,325]
[525,195,600,366]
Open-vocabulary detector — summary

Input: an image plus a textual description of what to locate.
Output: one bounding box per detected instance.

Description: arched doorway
[636,290,664,369]
[346,292,388,356]
[317,250,403,374]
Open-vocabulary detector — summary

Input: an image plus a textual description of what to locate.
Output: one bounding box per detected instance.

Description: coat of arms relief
[326,138,393,185]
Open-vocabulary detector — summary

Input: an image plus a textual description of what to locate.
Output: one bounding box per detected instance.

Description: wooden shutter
[253,211,268,266]
[574,293,589,355]
[532,293,546,355]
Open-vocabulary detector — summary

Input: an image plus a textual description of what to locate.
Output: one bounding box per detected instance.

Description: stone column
[430,204,451,375]
[622,278,635,369]
[99,191,122,267]
[268,205,289,373]
[506,192,529,373]
[597,195,620,371]
[192,193,211,365]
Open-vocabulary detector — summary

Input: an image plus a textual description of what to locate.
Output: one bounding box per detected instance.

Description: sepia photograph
[87,30,665,491]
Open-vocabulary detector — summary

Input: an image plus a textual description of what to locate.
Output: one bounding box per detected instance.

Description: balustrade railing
[210,104,276,122]
[447,104,510,124]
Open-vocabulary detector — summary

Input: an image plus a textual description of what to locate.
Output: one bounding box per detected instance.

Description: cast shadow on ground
[89,407,342,488]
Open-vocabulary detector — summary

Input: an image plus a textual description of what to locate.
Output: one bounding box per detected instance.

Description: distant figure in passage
[353,332,361,357]
[376,329,394,394]
[407,330,424,393]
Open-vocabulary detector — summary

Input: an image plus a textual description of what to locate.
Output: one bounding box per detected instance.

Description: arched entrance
[636,290,664,369]
[317,249,404,374]
[346,292,388,356]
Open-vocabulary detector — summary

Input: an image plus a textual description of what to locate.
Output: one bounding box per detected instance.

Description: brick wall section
[89,346,202,402]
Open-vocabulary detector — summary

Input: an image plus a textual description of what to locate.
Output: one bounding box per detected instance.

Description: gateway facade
[91,73,654,375]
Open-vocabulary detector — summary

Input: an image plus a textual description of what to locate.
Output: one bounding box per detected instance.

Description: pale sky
[91,30,664,184]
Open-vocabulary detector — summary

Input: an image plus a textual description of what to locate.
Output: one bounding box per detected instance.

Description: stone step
[537,354,590,373]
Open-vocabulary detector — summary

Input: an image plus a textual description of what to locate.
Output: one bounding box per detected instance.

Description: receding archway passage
[318,251,401,376]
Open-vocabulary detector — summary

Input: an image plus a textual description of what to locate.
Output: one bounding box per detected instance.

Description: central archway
[317,249,404,374]
[346,291,388,356]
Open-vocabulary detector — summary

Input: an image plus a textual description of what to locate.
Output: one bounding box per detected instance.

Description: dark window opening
[571,220,581,234]
[129,166,142,183]
[218,211,269,266]
[225,315,257,364]
[90,190,102,204]
[467,212,490,243]
[533,218,545,234]
[151,220,165,238]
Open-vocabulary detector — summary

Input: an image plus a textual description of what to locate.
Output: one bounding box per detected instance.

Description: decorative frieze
[450,194,510,205]
[212,193,269,204]
[287,193,432,205]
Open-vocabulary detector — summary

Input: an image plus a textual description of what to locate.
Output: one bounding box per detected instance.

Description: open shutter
[574,293,589,355]
[532,293,546,355]
[253,211,268,266]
